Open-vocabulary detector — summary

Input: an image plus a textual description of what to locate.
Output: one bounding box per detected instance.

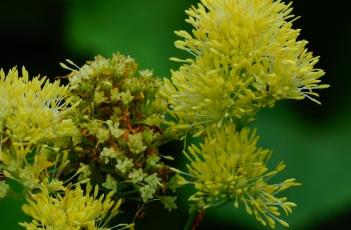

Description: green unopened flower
[138,173,162,202]
[106,120,124,139]
[146,155,161,168]
[94,89,108,104]
[102,174,118,192]
[21,184,122,230]
[184,124,299,228]
[127,133,147,154]
[118,90,134,105]
[140,185,154,202]
[128,168,147,184]
[162,0,328,135]
[159,196,177,212]
[96,128,110,143]
[84,119,110,143]
[116,158,134,174]
[144,173,161,191]
[142,128,155,145]
[110,88,120,102]
[100,147,119,164]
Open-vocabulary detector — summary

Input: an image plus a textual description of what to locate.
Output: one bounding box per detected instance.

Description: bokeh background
[0,0,350,229]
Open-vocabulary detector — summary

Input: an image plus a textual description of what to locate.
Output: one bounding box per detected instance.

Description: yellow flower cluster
[0,68,80,192]
[159,1,328,227]
[162,0,328,134]
[0,1,328,229]
[184,125,300,228]
[0,66,133,229]
[0,67,79,145]
[20,184,126,230]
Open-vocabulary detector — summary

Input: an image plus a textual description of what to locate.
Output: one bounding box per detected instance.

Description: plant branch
[184,208,205,230]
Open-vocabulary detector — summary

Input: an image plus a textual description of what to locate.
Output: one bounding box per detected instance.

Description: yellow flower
[162,0,328,135]
[0,67,79,145]
[184,125,299,228]
[21,183,123,230]
[0,67,81,192]
[0,145,70,193]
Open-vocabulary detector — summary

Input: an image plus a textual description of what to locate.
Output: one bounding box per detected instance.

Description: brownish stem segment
[184,208,205,230]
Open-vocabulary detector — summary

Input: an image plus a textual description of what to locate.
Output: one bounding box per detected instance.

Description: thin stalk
[184,208,205,230]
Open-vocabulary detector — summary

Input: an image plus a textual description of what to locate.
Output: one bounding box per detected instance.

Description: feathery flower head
[0,67,79,145]
[1,143,72,193]
[21,183,124,230]
[184,124,299,228]
[162,0,328,135]
[0,67,79,193]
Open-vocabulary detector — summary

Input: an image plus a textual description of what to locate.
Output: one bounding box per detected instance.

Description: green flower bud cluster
[63,53,176,208]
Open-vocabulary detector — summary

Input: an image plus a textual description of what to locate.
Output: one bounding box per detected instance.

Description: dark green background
[0,0,350,229]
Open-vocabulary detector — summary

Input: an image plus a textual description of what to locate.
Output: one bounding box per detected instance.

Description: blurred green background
[0,0,350,229]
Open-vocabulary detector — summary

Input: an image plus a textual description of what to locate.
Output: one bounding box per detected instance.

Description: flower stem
[184,208,205,230]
